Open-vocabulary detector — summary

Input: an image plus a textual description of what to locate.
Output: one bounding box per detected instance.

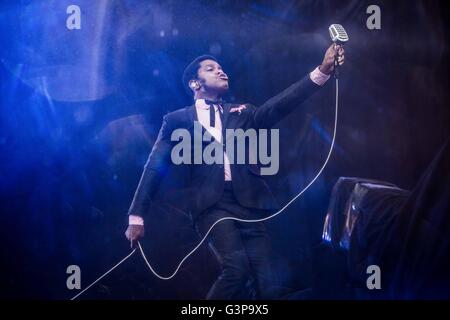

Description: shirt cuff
[310,66,331,86]
[129,215,144,226]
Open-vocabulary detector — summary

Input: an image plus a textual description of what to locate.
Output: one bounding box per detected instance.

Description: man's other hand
[319,43,345,75]
[125,224,145,248]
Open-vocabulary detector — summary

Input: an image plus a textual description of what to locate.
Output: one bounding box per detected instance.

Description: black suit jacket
[128,74,322,220]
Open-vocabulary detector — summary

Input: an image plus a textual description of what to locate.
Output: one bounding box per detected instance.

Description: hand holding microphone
[319,43,345,76]
[319,24,348,78]
[324,24,349,78]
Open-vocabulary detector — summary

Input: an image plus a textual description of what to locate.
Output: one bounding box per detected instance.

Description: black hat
[182,55,218,96]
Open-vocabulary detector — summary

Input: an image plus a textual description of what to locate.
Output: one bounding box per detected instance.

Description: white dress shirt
[194,98,232,181]
[129,66,330,225]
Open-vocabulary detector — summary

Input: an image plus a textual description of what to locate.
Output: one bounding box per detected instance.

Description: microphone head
[329,24,349,43]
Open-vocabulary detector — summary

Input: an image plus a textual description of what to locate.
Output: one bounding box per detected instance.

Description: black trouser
[195,182,281,300]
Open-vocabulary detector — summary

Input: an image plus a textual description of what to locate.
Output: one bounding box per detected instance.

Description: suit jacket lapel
[222,103,233,128]
[186,104,197,129]
[186,104,210,140]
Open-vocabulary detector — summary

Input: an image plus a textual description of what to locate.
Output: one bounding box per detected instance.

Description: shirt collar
[195,99,209,110]
[195,99,223,112]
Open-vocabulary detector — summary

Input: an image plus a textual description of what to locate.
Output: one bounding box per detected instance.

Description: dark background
[0,0,448,299]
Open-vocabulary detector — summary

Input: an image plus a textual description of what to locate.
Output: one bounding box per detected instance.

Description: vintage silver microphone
[329,24,349,78]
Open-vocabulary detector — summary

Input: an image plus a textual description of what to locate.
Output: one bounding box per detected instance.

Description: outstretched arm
[252,44,344,128]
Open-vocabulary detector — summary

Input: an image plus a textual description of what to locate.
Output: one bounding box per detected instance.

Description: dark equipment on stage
[318,138,450,299]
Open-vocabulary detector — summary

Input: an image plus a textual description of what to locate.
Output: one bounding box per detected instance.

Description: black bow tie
[204,99,223,106]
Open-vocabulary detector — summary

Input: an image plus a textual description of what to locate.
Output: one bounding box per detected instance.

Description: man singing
[125,44,344,299]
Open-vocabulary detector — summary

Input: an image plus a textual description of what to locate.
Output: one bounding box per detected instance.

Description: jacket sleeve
[251,74,322,129]
[127,114,174,217]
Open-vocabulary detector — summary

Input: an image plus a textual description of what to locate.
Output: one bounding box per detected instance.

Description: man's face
[196,59,229,95]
